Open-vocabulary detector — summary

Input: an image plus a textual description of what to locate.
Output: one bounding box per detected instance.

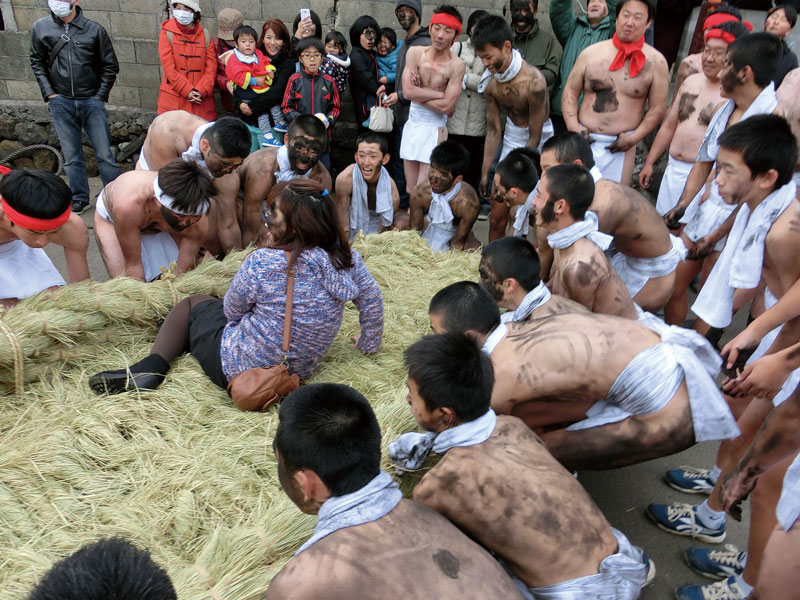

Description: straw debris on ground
[0,231,479,599]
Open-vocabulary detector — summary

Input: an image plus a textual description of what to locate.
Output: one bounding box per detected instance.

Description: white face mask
[172,8,195,25]
[48,0,74,18]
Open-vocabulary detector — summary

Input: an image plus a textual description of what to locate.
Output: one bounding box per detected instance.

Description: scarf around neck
[428,181,462,225]
[181,122,214,178]
[547,211,613,250]
[478,49,524,93]
[501,281,552,323]
[609,33,646,78]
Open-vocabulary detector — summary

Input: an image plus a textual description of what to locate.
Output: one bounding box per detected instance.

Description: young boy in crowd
[376,28,402,92]
[225,25,277,135]
[321,30,350,96]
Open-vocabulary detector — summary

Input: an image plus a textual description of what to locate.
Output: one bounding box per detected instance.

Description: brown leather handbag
[226,252,302,411]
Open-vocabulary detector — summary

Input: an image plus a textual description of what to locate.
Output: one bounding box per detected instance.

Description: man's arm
[409,182,431,232]
[561,260,602,312]
[384,178,400,232]
[639,82,683,188]
[549,0,578,46]
[175,219,208,274]
[451,188,480,251]
[610,54,669,152]
[480,92,502,198]
[663,160,714,228]
[114,214,147,281]
[540,36,563,93]
[95,26,119,101]
[525,70,549,149]
[54,215,90,283]
[29,25,57,100]
[421,59,466,115]
[213,173,243,253]
[401,48,446,104]
[562,50,587,133]
[334,167,353,239]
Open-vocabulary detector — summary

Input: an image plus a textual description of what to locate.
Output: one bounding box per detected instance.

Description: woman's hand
[295,17,313,39]
[383,92,398,106]
[187,89,203,103]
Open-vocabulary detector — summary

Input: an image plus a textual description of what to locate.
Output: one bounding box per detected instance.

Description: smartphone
[300,8,310,21]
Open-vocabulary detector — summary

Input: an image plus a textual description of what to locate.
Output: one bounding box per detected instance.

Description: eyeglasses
[362,30,377,38]
[300,52,322,59]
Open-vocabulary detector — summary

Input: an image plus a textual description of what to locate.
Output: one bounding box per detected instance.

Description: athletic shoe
[642,552,656,587]
[71,199,90,214]
[684,545,746,581]
[674,575,747,600]
[273,117,289,133]
[646,502,726,543]
[261,131,283,148]
[477,204,491,221]
[665,466,716,495]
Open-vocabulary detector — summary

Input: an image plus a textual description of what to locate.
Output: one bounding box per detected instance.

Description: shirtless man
[334,132,400,241]
[562,0,669,184]
[471,16,548,241]
[399,6,466,194]
[137,111,251,253]
[491,148,540,241]
[266,383,525,600]
[238,115,331,246]
[541,132,686,312]
[409,140,480,252]
[427,281,739,470]
[532,163,638,318]
[0,168,89,308]
[94,159,213,282]
[778,67,800,193]
[392,333,652,598]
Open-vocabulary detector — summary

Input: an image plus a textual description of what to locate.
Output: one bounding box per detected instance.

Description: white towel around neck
[481,323,508,355]
[275,145,311,183]
[501,282,551,323]
[181,122,214,178]
[428,181,462,225]
[478,49,523,93]
[513,186,537,237]
[547,210,613,250]
[350,165,393,234]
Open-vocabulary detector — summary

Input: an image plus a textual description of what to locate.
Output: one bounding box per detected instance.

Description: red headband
[430,12,462,36]
[1,197,71,231]
[703,12,753,32]
[705,27,736,44]
[0,166,10,176]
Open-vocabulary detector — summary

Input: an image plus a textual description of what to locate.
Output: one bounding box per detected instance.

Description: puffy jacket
[349,46,382,123]
[157,18,217,120]
[30,7,119,102]
[513,21,562,94]
[550,0,618,116]
[281,69,341,128]
[447,39,487,138]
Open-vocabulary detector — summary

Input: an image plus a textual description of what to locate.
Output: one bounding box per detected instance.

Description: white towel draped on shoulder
[350,165,393,236]
[181,122,214,178]
[547,210,613,250]
[512,186,537,237]
[501,282,551,323]
[478,49,523,93]
[422,182,461,252]
[481,323,508,355]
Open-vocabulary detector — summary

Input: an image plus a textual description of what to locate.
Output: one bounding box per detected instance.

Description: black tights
[150,294,215,363]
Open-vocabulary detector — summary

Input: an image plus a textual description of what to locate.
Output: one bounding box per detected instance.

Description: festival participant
[90,180,383,397]
[136,111,251,253]
[0,168,89,308]
[471,16,548,241]
[541,132,685,312]
[28,537,177,600]
[93,159,212,282]
[238,115,331,247]
[392,333,652,598]
[778,67,800,191]
[334,132,400,241]
[409,140,480,252]
[533,164,638,319]
[399,5,466,194]
[491,147,540,241]
[562,0,669,184]
[266,383,526,599]
[427,281,739,471]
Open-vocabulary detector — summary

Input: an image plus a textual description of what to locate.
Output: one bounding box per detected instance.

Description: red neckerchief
[609,33,646,78]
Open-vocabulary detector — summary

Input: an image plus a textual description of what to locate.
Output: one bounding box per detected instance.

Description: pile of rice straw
[0,231,479,599]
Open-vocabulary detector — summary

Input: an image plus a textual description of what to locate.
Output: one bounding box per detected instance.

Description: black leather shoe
[89,369,166,395]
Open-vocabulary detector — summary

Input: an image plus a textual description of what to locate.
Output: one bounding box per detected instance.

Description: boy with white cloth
[392,333,652,599]
[266,383,526,600]
[0,167,89,308]
[491,147,541,239]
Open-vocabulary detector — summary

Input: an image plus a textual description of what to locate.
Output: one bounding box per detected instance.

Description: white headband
[153,177,209,216]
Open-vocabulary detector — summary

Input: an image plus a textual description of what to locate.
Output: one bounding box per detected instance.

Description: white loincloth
[512,186,537,237]
[656,157,693,216]
[400,102,447,163]
[607,234,687,297]
[500,119,529,161]
[585,130,631,183]
[0,239,65,300]
[777,452,800,531]
[95,190,180,283]
[680,181,737,250]
[422,181,461,252]
[350,165,393,240]
[504,528,647,600]
[136,152,150,171]
[692,181,797,328]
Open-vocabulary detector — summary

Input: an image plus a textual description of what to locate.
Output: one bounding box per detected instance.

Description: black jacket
[395,26,431,125]
[30,7,119,102]
[775,39,798,88]
[281,69,341,128]
[349,46,382,123]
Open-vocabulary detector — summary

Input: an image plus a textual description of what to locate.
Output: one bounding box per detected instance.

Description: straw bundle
[0,231,478,599]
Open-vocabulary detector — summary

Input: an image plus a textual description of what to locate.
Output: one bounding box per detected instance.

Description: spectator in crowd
[254,19,293,136]
[348,16,385,128]
[226,25,276,134]
[320,30,351,96]
[510,0,562,94]
[765,4,798,86]
[291,9,323,55]
[157,1,217,121]
[377,27,403,94]
[29,0,121,214]
[211,7,243,113]
[550,0,619,135]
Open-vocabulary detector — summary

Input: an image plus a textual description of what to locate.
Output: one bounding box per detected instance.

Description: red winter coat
[157,18,217,120]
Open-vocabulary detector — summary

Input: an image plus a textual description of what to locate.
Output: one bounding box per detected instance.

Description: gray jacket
[447,39,487,137]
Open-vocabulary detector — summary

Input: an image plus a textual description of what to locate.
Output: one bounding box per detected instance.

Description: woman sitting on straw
[89,179,384,398]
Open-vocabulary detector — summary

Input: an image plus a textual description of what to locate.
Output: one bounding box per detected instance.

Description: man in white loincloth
[94,159,213,282]
[0,167,89,308]
[491,147,540,242]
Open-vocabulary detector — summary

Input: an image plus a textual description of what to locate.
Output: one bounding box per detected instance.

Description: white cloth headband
[153,177,209,216]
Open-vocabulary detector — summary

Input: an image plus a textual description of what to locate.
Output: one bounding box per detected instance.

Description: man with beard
[238,115,331,247]
[562,0,669,184]
[471,16,548,241]
[136,111,251,253]
[410,140,480,252]
[94,159,214,281]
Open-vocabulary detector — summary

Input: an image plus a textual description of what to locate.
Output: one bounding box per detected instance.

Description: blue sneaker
[273,117,288,133]
[674,576,747,600]
[646,502,726,543]
[684,545,746,581]
[641,552,656,587]
[261,131,283,148]
[665,466,716,495]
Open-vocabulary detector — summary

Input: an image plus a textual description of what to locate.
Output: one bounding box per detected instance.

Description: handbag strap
[48,33,71,72]
[282,250,295,358]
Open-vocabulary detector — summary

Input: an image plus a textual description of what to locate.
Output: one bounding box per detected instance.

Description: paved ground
[43,177,750,599]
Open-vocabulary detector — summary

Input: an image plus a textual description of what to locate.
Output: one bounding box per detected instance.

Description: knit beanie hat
[395,0,422,20]
[173,0,200,14]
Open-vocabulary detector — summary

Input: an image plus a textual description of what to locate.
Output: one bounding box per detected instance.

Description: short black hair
[356,131,389,156]
[481,237,541,292]
[718,114,798,190]
[542,131,595,168]
[0,169,71,220]
[711,3,743,20]
[433,5,463,25]
[233,25,258,43]
[430,140,470,179]
[296,36,325,56]
[350,15,381,50]
[157,158,214,214]
[616,0,656,21]
[496,148,539,193]
[325,30,348,53]
[728,32,781,87]
[471,15,513,50]
[204,116,251,159]
[275,384,381,497]
[288,113,327,141]
[28,537,176,600]
[466,9,490,35]
[380,27,397,47]
[429,281,501,335]
[292,9,322,40]
[404,333,493,422]
[544,164,595,220]
[768,4,797,28]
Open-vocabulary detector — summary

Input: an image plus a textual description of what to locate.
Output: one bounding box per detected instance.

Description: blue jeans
[48,95,120,203]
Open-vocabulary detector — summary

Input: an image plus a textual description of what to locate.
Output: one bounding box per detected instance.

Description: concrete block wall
[0,0,554,110]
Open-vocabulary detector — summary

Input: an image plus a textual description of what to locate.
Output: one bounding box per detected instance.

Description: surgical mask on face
[172,8,195,25]
[48,0,74,18]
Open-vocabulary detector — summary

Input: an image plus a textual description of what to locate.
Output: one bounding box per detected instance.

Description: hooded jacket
[513,20,562,94]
